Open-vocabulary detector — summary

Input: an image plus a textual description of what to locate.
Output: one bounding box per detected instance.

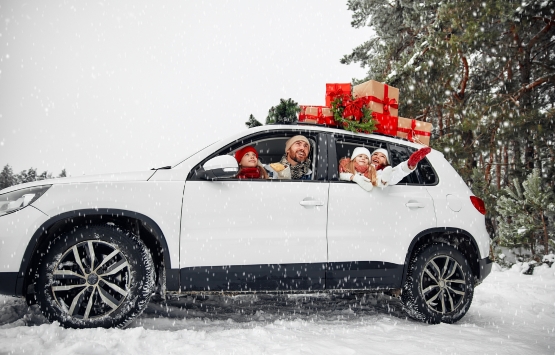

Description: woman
[370,146,431,186]
[234,146,269,179]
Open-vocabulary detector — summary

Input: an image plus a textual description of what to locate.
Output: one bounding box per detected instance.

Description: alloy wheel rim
[50,240,131,320]
[419,255,466,314]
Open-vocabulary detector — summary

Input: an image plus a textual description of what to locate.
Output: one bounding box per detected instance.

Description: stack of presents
[299,80,433,146]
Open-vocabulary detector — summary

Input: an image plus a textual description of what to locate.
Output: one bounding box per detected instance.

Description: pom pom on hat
[371,148,389,164]
[235,146,258,164]
[285,135,310,153]
[351,147,371,160]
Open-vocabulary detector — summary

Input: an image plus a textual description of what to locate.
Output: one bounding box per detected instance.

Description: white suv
[0,124,492,328]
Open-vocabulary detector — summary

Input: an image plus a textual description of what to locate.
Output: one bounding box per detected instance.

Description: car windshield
[170,140,220,169]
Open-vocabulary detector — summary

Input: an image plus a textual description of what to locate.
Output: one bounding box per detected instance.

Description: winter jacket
[264,164,312,180]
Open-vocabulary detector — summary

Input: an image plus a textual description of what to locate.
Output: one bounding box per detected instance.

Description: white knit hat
[351,147,371,160]
[371,148,389,164]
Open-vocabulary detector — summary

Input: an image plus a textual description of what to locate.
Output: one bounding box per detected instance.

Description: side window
[188,132,323,181]
[417,157,438,185]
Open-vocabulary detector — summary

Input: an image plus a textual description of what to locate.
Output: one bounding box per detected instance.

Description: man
[266,135,312,180]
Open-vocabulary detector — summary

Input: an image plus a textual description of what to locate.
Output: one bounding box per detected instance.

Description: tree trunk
[503,145,509,188]
[540,210,549,255]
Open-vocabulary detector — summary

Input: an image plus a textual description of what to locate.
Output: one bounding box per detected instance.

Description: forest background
[2,0,554,264]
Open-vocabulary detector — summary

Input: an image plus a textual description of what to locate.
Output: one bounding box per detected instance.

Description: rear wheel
[401,244,474,324]
[35,225,155,328]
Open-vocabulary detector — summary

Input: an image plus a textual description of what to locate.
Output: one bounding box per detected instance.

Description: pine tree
[58,169,67,178]
[521,169,555,255]
[245,114,262,128]
[17,168,37,184]
[343,0,555,184]
[266,98,300,124]
[496,169,554,258]
[0,165,16,189]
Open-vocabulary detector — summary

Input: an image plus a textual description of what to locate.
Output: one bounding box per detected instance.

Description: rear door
[180,130,330,292]
[326,135,436,289]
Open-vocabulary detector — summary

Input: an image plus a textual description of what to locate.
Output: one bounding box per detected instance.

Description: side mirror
[202,155,239,179]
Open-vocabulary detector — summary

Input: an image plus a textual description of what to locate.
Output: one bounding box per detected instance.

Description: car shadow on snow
[0,292,409,329]
[135,292,408,329]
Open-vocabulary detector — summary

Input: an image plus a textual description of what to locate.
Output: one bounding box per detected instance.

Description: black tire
[35,225,155,328]
[401,243,474,324]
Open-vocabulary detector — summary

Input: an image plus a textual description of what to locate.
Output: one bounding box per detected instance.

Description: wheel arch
[17,208,174,298]
[401,227,482,287]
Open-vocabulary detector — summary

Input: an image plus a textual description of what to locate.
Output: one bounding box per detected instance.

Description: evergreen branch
[527,13,555,50]
[511,74,555,103]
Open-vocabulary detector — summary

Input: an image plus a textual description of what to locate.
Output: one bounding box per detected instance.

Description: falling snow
[0,264,553,354]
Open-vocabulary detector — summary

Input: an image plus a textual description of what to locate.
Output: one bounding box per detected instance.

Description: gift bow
[328,88,351,105]
[342,96,370,120]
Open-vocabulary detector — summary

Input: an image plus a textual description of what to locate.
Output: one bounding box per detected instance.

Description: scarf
[280,154,311,180]
[237,167,261,179]
[340,157,375,183]
[354,164,369,174]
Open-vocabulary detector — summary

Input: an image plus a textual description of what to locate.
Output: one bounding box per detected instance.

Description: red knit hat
[234,146,258,163]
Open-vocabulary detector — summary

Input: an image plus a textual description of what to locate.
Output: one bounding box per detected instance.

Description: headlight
[0,185,52,217]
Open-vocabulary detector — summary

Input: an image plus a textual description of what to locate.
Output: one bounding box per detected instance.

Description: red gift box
[299,105,337,126]
[371,112,399,136]
[325,83,351,107]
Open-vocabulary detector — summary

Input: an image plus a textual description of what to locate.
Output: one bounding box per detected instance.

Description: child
[339,147,381,191]
[234,146,269,179]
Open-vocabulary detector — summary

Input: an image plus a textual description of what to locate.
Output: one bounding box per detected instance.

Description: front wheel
[401,244,474,324]
[35,225,155,328]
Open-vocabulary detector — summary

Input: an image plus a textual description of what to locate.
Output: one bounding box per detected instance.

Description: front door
[179,133,329,292]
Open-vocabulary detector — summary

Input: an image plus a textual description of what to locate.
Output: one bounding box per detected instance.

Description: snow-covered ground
[1,264,554,355]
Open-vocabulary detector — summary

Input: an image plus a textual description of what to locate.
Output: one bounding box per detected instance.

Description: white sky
[0,1,371,176]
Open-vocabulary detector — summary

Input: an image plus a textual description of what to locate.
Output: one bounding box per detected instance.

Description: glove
[377,166,393,188]
[352,174,374,192]
[408,147,432,169]
[340,172,354,181]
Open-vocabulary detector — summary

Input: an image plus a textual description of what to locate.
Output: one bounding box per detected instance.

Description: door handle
[300,199,324,207]
[405,202,426,209]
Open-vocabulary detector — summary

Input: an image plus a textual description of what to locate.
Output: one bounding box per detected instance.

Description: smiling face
[354,154,370,167]
[371,152,388,167]
[287,140,310,165]
[239,151,258,168]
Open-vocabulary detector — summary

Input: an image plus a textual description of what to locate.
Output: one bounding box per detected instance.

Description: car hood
[0,170,157,194]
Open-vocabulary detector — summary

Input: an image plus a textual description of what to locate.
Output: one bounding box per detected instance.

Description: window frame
[327,133,439,186]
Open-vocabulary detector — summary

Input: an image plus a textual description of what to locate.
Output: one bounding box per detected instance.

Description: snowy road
[1,264,554,355]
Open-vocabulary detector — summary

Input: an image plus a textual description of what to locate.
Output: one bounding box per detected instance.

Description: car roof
[237,123,429,151]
